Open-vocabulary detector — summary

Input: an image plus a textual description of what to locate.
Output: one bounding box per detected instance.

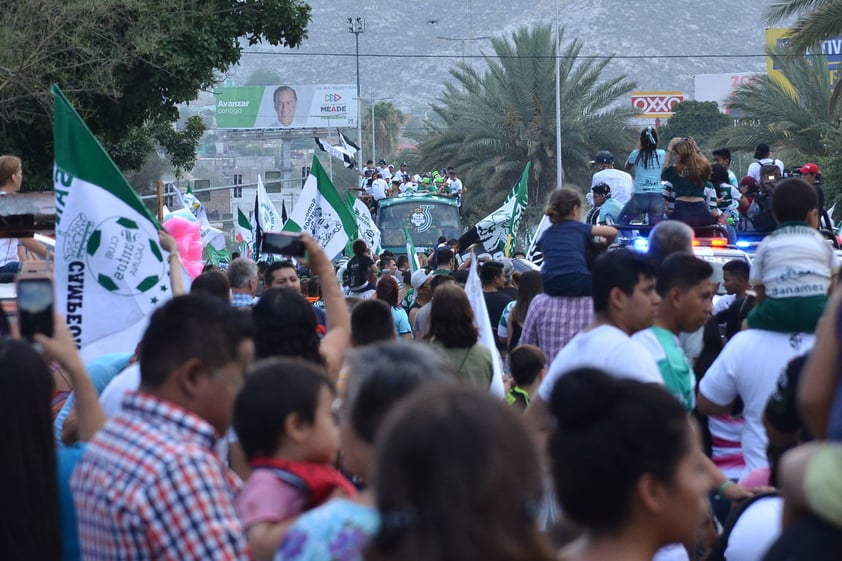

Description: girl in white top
[0,155,49,275]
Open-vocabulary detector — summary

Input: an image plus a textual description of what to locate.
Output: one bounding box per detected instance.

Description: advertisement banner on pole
[215,84,359,129]
[766,28,842,88]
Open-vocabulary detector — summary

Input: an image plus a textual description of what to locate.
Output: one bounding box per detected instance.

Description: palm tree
[413,25,636,223]
[361,101,406,163]
[717,45,835,157]
[766,1,842,54]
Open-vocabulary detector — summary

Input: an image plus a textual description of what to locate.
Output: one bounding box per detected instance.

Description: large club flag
[52,85,183,360]
[347,193,382,255]
[458,163,530,258]
[464,252,505,397]
[252,175,284,259]
[314,136,356,169]
[235,208,253,258]
[283,157,358,259]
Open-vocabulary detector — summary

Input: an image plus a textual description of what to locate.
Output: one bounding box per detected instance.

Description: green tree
[413,26,636,223]
[0,0,311,189]
[655,101,732,153]
[361,101,406,164]
[716,46,835,157]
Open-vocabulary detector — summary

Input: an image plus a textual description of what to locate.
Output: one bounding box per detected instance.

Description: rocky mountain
[220,0,781,116]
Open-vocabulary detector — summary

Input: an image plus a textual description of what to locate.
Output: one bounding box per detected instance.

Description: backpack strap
[707,491,781,561]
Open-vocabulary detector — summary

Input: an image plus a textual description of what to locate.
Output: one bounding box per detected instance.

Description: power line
[239,50,832,60]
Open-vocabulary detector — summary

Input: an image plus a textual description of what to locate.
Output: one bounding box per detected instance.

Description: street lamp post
[356,93,391,166]
[347,17,365,171]
[555,0,563,188]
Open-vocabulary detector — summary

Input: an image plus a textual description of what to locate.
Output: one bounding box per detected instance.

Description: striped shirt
[70,392,249,561]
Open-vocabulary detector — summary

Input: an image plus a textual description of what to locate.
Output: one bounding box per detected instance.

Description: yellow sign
[766,28,842,87]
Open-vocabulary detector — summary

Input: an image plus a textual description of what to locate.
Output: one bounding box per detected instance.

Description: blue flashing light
[735,240,751,249]
[631,237,649,252]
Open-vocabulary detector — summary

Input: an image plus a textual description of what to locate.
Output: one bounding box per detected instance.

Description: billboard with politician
[215,84,359,129]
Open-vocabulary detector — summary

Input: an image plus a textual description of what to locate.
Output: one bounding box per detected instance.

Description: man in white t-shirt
[745,143,784,185]
[523,249,662,436]
[376,159,391,180]
[370,175,389,201]
[393,162,410,183]
[697,329,814,474]
[590,151,633,205]
[446,168,463,200]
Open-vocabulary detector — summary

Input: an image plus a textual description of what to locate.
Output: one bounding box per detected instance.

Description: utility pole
[348,17,365,171]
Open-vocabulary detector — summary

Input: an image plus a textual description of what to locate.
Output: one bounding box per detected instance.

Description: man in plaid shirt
[71,295,255,561]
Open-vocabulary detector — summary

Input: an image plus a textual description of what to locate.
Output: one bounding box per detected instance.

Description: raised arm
[300,233,350,382]
[35,315,106,441]
[159,229,186,296]
[799,289,842,439]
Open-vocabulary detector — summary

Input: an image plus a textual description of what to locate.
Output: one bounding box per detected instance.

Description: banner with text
[215,84,359,129]
[766,28,842,89]
[631,91,685,118]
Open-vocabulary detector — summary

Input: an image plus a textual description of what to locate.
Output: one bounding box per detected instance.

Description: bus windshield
[377,199,461,250]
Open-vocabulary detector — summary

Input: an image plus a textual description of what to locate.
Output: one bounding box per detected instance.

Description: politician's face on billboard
[274,86,297,126]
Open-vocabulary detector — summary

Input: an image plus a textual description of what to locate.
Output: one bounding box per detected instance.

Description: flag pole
[156,180,164,222]
[328,151,334,182]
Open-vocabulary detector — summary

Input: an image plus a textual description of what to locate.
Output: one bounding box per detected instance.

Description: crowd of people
[584,131,833,244]
[6,135,842,561]
[356,159,463,212]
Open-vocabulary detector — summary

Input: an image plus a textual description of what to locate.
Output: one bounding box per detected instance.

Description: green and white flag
[205,243,231,267]
[235,208,254,258]
[52,85,185,361]
[283,157,358,260]
[403,226,419,273]
[463,163,530,259]
[347,192,382,256]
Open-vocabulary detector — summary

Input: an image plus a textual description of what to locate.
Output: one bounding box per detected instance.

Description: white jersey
[699,329,815,474]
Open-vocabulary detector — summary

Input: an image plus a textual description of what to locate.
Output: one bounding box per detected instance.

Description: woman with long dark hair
[252,233,350,381]
[619,127,667,225]
[376,276,412,340]
[425,284,493,389]
[498,270,543,352]
[0,316,107,561]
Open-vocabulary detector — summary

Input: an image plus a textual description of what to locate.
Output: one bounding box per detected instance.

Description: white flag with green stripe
[283,156,358,259]
[52,85,183,360]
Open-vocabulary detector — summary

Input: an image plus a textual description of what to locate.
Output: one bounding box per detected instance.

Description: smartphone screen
[17,278,54,340]
[261,232,307,257]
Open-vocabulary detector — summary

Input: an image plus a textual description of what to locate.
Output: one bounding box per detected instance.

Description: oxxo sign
[631,91,685,117]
